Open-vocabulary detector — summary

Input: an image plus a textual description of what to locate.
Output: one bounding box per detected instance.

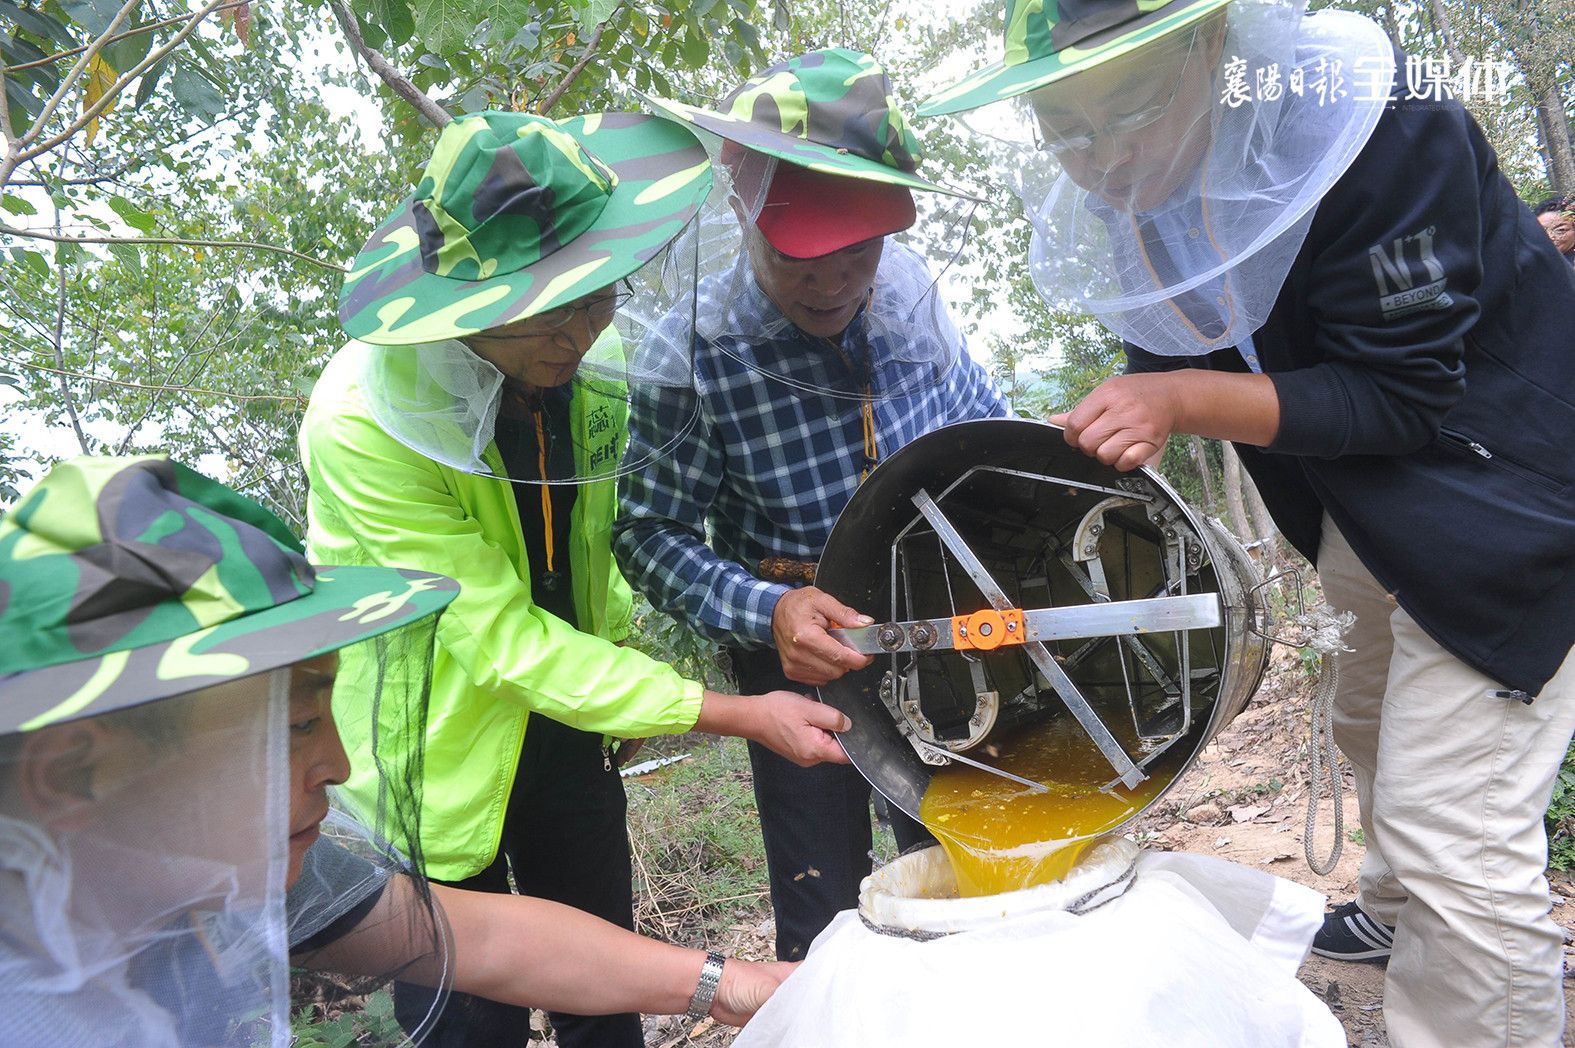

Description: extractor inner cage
[818,419,1269,820]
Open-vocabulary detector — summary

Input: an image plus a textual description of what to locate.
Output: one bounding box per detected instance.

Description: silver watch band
[686,951,726,1019]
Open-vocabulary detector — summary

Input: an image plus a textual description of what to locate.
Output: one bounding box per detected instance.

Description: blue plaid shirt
[614,242,1010,649]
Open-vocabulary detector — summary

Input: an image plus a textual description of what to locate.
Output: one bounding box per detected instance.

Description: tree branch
[325,0,450,128]
[536,12,619,116]
[14,359,309,405]
[3,2,251,74]
[16,0,230,165]
[24,0,142,145]
[0,223,346,271]
[47,201,91,454]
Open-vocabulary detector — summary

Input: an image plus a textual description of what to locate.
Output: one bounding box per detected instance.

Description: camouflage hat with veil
[0,456,458,1047]
[339,109,713,485]
[640,48,985,401]
[920,0,1395,363]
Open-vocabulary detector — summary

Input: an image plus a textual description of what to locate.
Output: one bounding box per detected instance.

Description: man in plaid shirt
[616,49,1009,961]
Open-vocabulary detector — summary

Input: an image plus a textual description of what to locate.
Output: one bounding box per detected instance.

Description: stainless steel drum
[819,418,1271,822]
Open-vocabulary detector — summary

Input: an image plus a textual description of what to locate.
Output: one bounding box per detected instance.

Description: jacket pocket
[1436,428,1565,493]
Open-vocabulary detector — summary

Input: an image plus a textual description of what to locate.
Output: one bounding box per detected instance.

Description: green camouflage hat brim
[0,564,457,733]
[642,94,961,198]
[0,455,458,733]
[340,112,711,346]
[918,0,1235,117]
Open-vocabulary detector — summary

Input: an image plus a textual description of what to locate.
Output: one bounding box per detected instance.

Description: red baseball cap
[724,142,917,259]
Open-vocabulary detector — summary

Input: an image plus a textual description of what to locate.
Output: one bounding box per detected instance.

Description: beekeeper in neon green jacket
[299,110,851,1048]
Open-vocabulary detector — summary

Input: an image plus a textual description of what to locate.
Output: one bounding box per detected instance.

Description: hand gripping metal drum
[819,418,1271,822]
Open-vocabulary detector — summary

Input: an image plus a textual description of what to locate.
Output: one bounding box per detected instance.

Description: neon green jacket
[300,342,704,880]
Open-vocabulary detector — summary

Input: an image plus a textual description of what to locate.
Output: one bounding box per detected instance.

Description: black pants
[394,714,643,1048]
[730,646,933,961]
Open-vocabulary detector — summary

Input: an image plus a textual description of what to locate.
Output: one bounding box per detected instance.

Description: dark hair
[1534,195,1575,215]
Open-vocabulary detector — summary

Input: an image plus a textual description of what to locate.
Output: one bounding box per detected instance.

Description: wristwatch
[686,951,726,1019]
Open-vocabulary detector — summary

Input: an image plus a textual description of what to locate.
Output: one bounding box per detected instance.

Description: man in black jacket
[925,0,1575,1044]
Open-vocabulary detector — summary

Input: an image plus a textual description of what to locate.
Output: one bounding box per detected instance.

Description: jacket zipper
[1437,429,1563,492]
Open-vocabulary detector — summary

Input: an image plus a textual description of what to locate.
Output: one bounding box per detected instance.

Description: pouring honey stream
[918,717,1183,896]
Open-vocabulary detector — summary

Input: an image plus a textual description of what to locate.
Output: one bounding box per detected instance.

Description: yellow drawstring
[533,408,554,574]
[860,394,877,483]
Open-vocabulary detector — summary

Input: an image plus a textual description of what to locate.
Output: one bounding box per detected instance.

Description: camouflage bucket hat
[341,110,712,346]
[645,48,962,196]
[0,456,459,733]
[919,0,1235,117]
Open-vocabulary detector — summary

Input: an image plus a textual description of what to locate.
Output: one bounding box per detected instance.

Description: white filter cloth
[735,842,1342,1048]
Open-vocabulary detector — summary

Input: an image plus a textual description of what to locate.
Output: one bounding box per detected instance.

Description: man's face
[741,221,885,339]
[1539,211,1575,255]
[286,653,350,888]
[462,287,619,389]
[1028,26,1221,212]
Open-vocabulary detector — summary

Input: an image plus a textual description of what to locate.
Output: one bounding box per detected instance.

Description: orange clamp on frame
[950,608,1025,651]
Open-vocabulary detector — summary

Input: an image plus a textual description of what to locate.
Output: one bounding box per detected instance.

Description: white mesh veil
[353,226,703,486]
[680,126,979,401]
[0,623,452,1048]
[982,1,1394,360]
[0,671,292,1048]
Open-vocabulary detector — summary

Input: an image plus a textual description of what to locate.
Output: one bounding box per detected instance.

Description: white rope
[1285,603,1355,875]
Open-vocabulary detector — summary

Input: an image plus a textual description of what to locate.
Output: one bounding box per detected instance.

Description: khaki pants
[1317,514,1575,1048]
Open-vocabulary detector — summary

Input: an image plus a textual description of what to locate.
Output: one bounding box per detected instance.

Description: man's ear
[15,721,113,829]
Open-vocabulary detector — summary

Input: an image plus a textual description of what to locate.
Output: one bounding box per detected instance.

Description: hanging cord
[532,408,555,574]
[1288,603,1356,875]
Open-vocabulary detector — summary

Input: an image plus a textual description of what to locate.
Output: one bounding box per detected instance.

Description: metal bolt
[876,623,905,652]
[1083,543,1098,555]
[978,621,993,637]
[1006,621,1017,632]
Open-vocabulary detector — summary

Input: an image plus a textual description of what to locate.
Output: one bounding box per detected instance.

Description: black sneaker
[1311,900,1395,963]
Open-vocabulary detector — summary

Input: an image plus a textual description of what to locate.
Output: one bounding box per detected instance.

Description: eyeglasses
[1034,76,1189,155]
[527,279,636,332]
[1029,33,1201,156]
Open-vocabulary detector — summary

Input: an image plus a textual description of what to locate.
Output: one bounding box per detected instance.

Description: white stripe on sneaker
[1344,917,1391,952]
[1352,911,1395,945]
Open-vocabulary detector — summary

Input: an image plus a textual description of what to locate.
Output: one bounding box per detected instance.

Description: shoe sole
[1310,945,1391,963]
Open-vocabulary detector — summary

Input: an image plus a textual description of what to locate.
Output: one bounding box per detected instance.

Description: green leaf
[1,193,38,216]
[59,0,126,37]
[14,248,49,279]
[679,25,708,67]
[355,0,415,47]
[104,18,154,74]
[410,0,477,55]
[574,0,618,30]
[107,194,156,232]
[0,0,74,44]
[108,241,142,277]
[133,54,170,108]
[54,238,82,266]
[170,63,225,122]
[731,16,761,55]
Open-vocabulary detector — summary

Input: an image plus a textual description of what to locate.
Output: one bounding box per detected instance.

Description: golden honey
[919,718,1176,897]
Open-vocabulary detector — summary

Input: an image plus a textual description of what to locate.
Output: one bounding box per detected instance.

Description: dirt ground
[575,646,1575,1047]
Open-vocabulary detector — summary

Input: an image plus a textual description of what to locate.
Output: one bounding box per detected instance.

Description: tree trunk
[1243,469,1280,562]
[1219,441,1253,546]
[1532,77,1575,199]
[1188,435,1218,515]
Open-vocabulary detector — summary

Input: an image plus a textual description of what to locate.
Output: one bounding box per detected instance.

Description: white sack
[735,845,1343,1048]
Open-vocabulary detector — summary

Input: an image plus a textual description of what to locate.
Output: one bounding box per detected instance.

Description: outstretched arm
[298,875,794,1027]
